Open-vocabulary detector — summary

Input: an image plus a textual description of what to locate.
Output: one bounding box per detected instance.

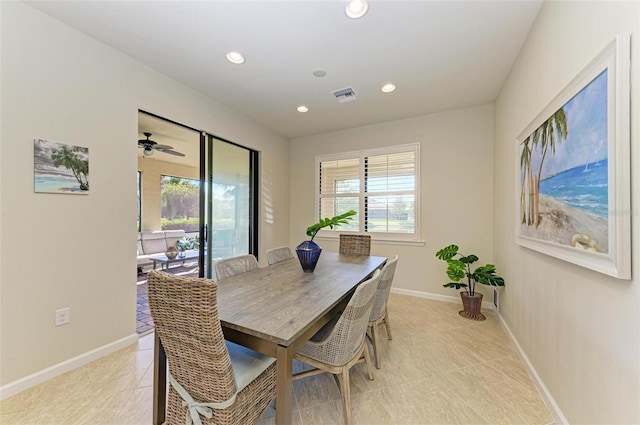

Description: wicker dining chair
[293,269,381,425]
[147,271,276,425]
[368,255,399,369]
[339,234,371,256]
[214,254,259,279]
[266,246,294,265]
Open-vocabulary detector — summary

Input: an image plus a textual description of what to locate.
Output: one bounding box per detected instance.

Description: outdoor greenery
[161,217,199,232]
[51,145,89,191]
[161,176,199,226]
[435,244,505,296]
[306,210,357,241]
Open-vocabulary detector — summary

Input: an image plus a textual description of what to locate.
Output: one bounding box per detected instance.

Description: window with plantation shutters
[316,143,419,241]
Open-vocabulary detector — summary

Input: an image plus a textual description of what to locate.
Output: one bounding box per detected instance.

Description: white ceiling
[26,0,542,140]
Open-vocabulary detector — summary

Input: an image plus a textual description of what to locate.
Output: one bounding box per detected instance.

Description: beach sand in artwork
[520,194,608,253]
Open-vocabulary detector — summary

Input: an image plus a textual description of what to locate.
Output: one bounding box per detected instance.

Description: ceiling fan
[137,132,185,157]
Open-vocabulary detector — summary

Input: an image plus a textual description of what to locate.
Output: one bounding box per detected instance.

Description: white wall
[0,2,290,390]
[494,1,639,423]
[290,105,495,298]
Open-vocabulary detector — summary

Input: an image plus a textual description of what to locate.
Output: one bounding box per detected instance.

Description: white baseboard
[0,333,139,400]
[391,287,460,304]
[390,287,497,311]
[496,313,568,425]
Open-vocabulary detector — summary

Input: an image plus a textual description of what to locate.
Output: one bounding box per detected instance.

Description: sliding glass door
[200,133,258,279]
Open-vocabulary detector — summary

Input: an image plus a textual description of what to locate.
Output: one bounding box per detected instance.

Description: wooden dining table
[153,251,387,425]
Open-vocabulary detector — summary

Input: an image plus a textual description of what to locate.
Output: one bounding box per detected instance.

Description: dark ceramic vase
[295,240,322,273]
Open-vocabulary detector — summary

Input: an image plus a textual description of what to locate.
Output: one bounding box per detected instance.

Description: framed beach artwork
[516,34,630,279]
[34,139,90,195]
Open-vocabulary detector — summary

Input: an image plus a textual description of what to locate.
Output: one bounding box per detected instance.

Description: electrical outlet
[55,307,70,326]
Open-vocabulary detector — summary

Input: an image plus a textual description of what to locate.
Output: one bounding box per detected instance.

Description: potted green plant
[297,210,357,272]
[435,244,505,321]
[176,235,199,257]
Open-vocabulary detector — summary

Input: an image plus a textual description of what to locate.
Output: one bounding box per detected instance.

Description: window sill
[313,236,425,247]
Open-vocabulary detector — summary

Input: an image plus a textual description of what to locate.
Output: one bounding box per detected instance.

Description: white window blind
[316,144,419,241]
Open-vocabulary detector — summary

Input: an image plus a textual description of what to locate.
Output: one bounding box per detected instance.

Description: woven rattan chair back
[370,255,398,322]
[266,246,294,265]
[339,234,371,256]
[298,268,380,366]
[294,269,380,425]
[214,254,259,279]
[367,255,399,369]
[147,271,236,423]
[147,270,276,425]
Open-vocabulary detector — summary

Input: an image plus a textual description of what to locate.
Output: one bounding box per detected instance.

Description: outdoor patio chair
[147,271,276,425]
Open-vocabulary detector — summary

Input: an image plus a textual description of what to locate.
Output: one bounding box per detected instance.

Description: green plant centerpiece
[435,244,505,321]
[296,210,357,272]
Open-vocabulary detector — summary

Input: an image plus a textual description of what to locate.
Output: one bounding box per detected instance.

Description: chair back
[322,269,380,365]
[266,246,294,265]
[339,234,371,256]
[370,255,399,322]
[215,254,260,279]
[147,271,236,408]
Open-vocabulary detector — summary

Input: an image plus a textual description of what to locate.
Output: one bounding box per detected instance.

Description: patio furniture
[137,230,190,271]
[150,249,200,271]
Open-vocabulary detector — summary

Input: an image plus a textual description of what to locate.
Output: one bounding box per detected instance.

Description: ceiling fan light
[346,0,368,19]
[143,148,154,157]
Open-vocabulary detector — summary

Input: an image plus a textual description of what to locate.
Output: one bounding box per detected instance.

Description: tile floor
[0,294,554,425]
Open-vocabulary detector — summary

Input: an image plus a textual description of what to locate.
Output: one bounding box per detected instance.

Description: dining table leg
[275,344,294,425]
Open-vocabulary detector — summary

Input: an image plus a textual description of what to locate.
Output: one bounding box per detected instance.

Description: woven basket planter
[459,292,485,321]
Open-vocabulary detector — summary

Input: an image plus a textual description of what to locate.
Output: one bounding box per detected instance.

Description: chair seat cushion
[226,341,275,392]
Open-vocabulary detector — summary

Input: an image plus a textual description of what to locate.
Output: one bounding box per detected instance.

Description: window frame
[314,143,420,243]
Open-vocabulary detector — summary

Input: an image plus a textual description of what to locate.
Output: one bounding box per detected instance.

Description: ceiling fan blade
[153,144,174,150]
[160,149,186,157]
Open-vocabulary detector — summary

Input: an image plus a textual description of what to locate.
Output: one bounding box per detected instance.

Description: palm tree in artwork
[530,108,568,226]
[520,136,533,225]
[51,145,89,190]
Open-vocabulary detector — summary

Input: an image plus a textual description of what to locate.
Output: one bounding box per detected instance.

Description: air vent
[331,87,358,103]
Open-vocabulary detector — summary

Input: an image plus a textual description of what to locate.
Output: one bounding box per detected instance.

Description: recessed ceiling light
[381,83,396,93]
[226,51,245,64]
[297,105,309,113]
[346,0,368,19]
[313,69,327,78]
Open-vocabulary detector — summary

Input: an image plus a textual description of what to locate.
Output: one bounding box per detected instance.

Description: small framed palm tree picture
[34,139,89,195]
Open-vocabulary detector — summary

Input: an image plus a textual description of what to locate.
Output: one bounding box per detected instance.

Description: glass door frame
[199,132,259,279]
